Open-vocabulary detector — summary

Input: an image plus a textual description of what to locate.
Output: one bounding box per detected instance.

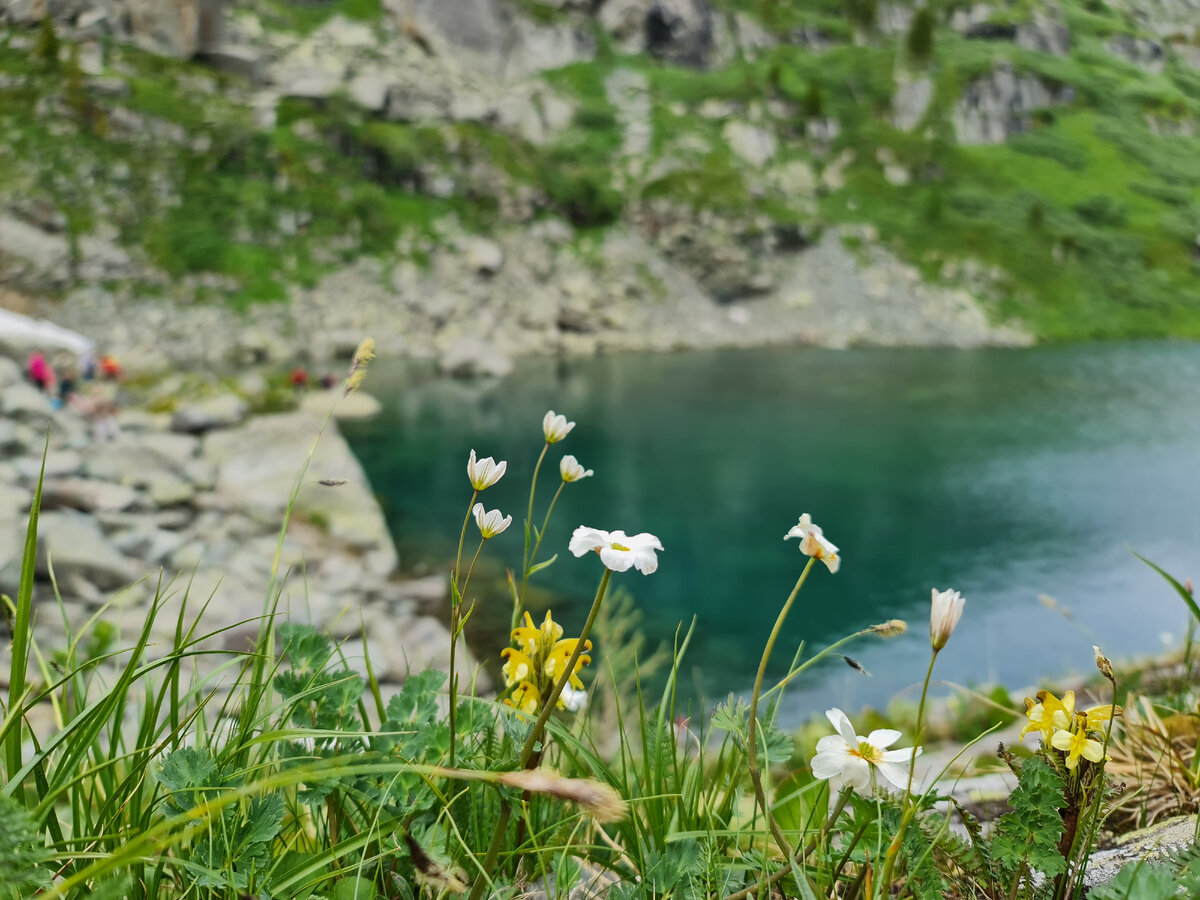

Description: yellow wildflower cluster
[501,611,592,715]
[1021,689,1121,771]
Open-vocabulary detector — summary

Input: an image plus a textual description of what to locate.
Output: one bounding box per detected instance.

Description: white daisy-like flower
[569,526,663,575]
[467,449,507,491]
[784,513,840,573]
[473,503,512,539]
[542,410,576,443]
[560,454,594,483]
[811,707,920,794]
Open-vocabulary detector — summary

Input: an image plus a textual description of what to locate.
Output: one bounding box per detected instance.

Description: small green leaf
[332,876,379,900]
[527,553,558,577]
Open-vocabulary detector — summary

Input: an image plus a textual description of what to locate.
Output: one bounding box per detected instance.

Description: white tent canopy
[0,308,95,358]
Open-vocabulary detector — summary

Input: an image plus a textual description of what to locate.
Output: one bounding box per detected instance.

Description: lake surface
[342,343,1200,726]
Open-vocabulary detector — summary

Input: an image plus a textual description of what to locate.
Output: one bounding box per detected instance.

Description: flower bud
[870,619,907,638]
[929,588,965,652]
[467,449,507,491]
[542,410,575,443]
[1093,644,1114,682]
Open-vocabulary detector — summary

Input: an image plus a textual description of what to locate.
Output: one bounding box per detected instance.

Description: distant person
[320,373,338,390]
[27,350,51,392]
[85,381,120,442]
[99,354,123,381]
[58,367,78,404]
[290,367,309,390]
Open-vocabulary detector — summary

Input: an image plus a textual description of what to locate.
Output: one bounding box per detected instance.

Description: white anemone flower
[929,588,966,652]
[783,513,840,573]
[467,449,507,491]
[811,707,920,794]
[473,503,512,539]
[560,454,594,483]
[569,526,663,575]
[542,410,576,443]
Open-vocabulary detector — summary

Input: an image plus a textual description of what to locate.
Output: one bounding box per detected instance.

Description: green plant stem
[515,443,550,626]
[448,492,479,768]
[1066,675,1118,900]
[746,557,816,861]
[469,567,612,900]
[521,481,564,602]
[881,649,938,894]
[719,786,852,900]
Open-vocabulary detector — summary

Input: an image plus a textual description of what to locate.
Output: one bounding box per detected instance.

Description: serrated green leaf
[241,794,286,845]
[1089,861,1177,900]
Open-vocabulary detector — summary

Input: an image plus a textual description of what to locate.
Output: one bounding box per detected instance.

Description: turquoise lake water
[342,343,1200,724]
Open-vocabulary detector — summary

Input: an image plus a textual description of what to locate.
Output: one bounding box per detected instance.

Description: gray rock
[170,394,249,433]
[17,451,83,481]
[1083,815,1197,889]
[1016,15,1071,57]
[147,473,195,508]
[201,44,266,83]
[38,510,136,590]
[464,237,504,275]
[278,67,342,101]
[139,432,200,466]
[374,615,492,690]
[0,355,22,389]
[113,526,187,564]
[0,419,23,454]
[722,120,777,168]
[892,74,934,132]
[1106,34,1166,74]
[42,477,140,513]
[439,335,514,379]
[601,0,715,67]
[953,62,1071,145]
[388,573,448,605]
[347,72,391,112]
[299,390,382,421]
[1,382,52,421]
[203,410,399,570]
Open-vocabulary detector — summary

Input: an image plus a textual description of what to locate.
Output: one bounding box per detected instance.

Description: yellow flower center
[852,740,882,763]
[609,541,630,552]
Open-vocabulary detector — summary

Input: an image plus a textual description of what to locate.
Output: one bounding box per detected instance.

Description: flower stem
[516,444,549,619]
[468,567,612,900]
[880,649,938,893]
[448,491,478,768]
[746,557,816,861]
[517,478,564,627]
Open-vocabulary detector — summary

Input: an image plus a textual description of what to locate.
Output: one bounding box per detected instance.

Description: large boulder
[953,62,1072,145]
[438,335,514,379]
[37,510,137,590]
[203,410,399,573]
[41,477,141,513]
[170,394,249,433]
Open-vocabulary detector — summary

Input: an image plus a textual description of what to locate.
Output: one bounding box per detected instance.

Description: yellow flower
[511,612,541,656]
[1084,704,1121,732]
[1050,727,1106,770]
[501,648,534,687]
[1020,690,1075,742]
[504,681,541,715]
[544,638,592,690]
[539,610,564,645]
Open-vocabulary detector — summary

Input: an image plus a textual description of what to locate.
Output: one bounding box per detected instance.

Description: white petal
[815,734,847,754]
[866,729,901,749]
[881,746,920,763]
[631,548,659,575]
[843,755,872,791]
[811,749,847,780]
[568,526,609,557]
[821,553,841,574]
[826,708,859,748]
[598,546,634,572]
[875,760,912,791]
[627,532,664,552]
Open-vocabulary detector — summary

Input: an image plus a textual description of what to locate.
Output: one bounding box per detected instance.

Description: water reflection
[343,343,1200,726]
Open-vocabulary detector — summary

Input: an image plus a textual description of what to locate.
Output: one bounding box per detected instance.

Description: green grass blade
[6,433,46,782]
[1133,550,1200,624]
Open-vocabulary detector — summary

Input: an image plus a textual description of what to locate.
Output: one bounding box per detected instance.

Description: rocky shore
[0,349,488,738]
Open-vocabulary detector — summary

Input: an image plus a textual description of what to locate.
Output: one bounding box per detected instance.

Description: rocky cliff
[2,0,1199,367]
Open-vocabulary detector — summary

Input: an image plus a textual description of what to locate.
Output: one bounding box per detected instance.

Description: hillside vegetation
[1,0,1199,339]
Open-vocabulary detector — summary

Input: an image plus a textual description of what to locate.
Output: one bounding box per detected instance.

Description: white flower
[543,410,575,443]
[473,503,512,539]
[560,685,588,712]
[811,708,920,794]
[783,514,840,573]
[569,526,663,575]
[467,449,507,491]
[929,588,965,652]
[560,455,594,483]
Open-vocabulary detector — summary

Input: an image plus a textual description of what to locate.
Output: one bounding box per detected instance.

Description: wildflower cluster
[501,611,592,715]
[1021,688,1120,771]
